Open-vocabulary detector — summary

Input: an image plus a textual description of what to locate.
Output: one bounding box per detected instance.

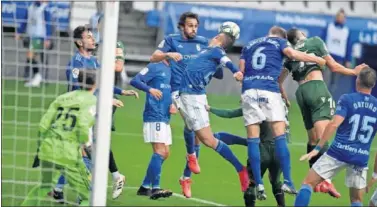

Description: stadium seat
[306,1,330,14]
[330,1,352,14]
[146,10,160,28]
[353,1,376,17]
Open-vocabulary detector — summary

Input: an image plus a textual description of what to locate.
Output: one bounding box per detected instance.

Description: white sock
[112,171,121,181]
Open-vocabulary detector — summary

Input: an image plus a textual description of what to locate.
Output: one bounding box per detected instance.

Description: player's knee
[201,136,217,149]
[269,121,286,137]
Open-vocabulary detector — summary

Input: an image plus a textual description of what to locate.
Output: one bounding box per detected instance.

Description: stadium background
[1,1,377,206]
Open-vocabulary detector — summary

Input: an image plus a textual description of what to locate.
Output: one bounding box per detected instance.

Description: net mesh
[2,2,102,205]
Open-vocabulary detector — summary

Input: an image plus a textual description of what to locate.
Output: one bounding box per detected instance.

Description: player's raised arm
[213,47,243,81]
[283,47,326,67]
[239,47,246,73]
[150,37,182,62]
[130,65,163,100]
[324,55,368,76]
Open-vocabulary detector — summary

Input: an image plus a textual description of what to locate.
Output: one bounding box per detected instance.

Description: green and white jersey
[38,90,96,167]
[284,36,329,82]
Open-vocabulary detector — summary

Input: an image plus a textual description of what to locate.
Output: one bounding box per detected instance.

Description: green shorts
[295,80,335,130]
[247,141,282,187]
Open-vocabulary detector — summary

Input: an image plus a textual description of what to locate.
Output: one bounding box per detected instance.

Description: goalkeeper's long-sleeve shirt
[38,90,96,167]
[209,106,274,143]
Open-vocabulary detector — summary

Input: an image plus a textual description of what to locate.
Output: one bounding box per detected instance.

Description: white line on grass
[2,180,227,206]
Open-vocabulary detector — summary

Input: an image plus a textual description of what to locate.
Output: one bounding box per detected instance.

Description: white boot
[25,73,42,87]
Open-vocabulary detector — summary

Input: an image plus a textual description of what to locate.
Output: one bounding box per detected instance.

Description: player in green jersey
[280,28,368,198]
[206,105,286,207]
[21,71,97,206]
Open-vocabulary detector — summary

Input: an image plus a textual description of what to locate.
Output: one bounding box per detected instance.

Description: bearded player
[149,12,208,198]
[280,28,367,198]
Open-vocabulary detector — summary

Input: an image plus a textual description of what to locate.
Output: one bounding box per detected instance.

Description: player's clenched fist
[166,52,183,62]
[149,88,163,100]
[233,71,243,81]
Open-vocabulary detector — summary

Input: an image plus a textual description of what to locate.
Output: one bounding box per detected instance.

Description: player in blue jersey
[240,26,327,200]
[176,28,250,193]
[130,60,174,200]
[50,25,137,202]
[149,12,210,198]
[295,67,377,207]
[368,152,377,207]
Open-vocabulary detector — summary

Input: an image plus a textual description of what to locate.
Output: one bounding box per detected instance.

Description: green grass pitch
[2,80,376,206]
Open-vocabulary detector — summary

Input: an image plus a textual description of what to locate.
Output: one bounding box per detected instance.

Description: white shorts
[178,93,209,131]
[312,153,368,189]
[143,122,172,145]
[241,89,286,126]
[371,188,377,206]
[171,90,182,109]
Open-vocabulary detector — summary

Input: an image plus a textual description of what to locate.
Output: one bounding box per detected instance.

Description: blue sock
[215,140,243,172]
[275,134,293,184]
[82,156,92,172]
[214,132,248,146]
[55,175,66,189]
[294,184,312,207]
[351,202,362,207]
[247,138,263,185]
[150,153,164,189]
[184,127,195,154]
[183,145,201,178]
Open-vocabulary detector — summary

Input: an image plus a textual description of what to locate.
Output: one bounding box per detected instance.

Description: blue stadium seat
[146,10,160,28]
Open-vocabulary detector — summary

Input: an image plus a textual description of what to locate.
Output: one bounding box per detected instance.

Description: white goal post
[91,1,120,206]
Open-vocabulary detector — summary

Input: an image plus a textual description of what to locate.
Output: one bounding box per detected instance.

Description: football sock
[109,150,118,174]
[82,156,92,172]
[183,145,200,178]
[294,184,312,207]
[274,191,285,207]
[141,174,151,189]
[214,132,248,146]
[150,153,164,189]
[184,127,195,154]
[55,175,66,190]
[215,140,243,172]
[112,171,121,181]
[351,201,362,207]
[247,138,263,185]
[275,134,293,185]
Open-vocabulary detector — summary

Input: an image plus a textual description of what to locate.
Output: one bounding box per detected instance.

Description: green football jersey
[284,36,329,82]
[38,90,97,167]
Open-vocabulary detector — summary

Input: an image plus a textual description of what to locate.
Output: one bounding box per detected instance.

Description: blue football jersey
[66,51,100,91]
[180,46,229,95]
[136,62,172,123]
[157,33,208,92]
[327,93,377,167]
[241,37,288,93]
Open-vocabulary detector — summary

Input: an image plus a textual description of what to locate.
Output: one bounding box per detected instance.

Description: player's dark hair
[287,28,300,46]
[78,70,97,90]
[337,8,345,16]
[177,12,199,29]
[73,25,90,48]
[269,26,287,39]
[358,67,376,89]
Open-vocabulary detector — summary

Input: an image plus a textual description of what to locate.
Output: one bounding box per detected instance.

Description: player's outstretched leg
[196,126,249,192]
[48,174,65,203]
[214,132,248,146]
[294,167,325,206]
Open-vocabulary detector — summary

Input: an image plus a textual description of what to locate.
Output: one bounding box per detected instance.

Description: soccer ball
[218,21,240,40]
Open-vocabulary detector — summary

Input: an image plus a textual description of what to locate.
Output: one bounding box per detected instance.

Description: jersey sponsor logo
[178,44,183,48]
[139,67,149,75]
[72,68,79,78]
[196,44,201,51]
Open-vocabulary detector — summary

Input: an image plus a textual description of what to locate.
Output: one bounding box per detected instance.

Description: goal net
[1,1,119,206]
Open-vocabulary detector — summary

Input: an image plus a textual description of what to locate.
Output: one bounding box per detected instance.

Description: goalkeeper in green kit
[21,71,97,206]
